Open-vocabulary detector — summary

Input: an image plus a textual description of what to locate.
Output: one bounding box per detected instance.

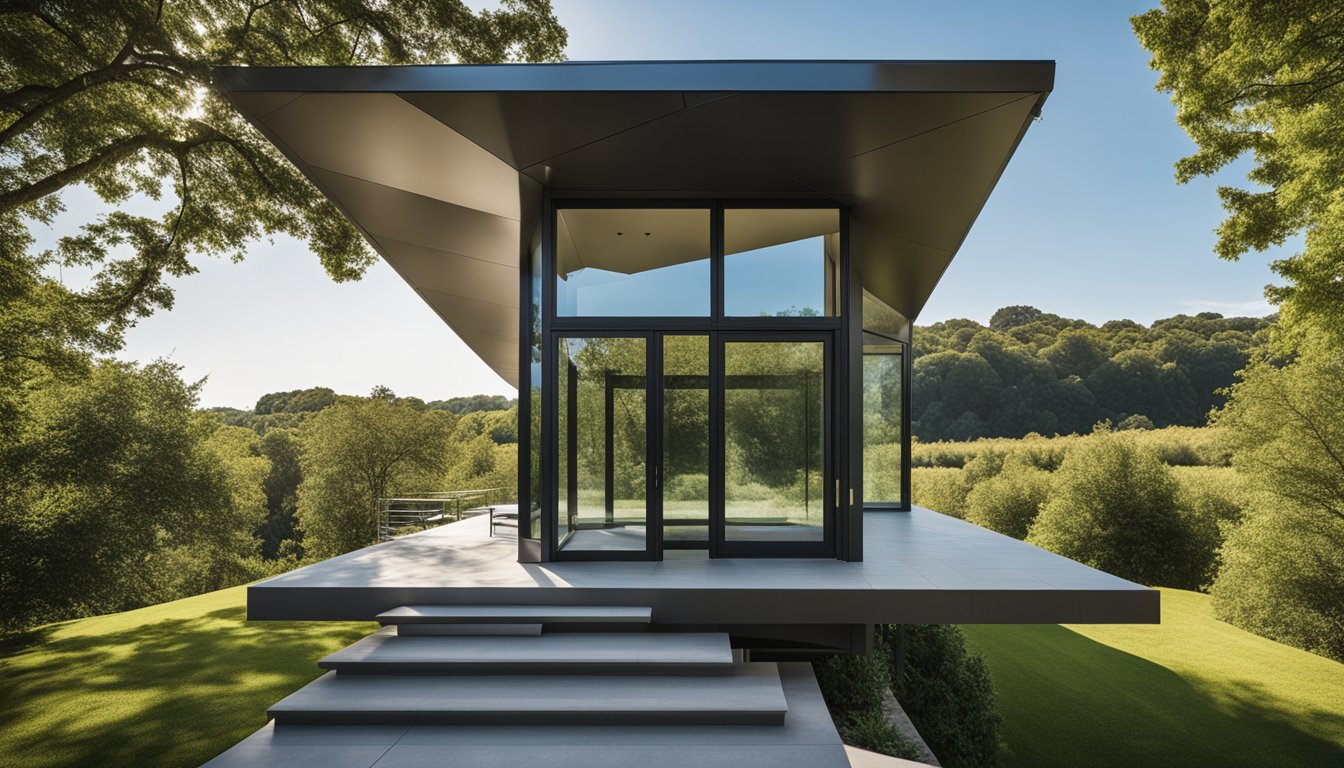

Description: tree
[0,360,265,633]
[0,1,567,403]
[1027,432,1207,589]
[1133,1,1344,344]
[1209,338,1344,660]
[296,394,454,558]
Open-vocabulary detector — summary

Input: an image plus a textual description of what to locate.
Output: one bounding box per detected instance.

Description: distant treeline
[207,388,516,433]
[912,306,1272,441]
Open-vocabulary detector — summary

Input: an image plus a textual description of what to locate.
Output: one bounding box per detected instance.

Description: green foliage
[0,360,268,634]
[888,624,1001,768]
[1027,433,1209,589]
[814,637,892,718]
[296,393,454,559]
[1211,505,1344,663]
[813,634,923,761]
[426,394,516,414]
[1209,339,1344,661]
[1133,1,1344,345]
[838,710,924,763]
[256,428,303,560]
[913,308,1269,441]
[255,387,336,415]
[0,2,567,389]
[964,463,1051,540]
[911,467,969,518]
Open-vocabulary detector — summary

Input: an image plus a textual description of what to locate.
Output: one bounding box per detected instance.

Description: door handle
[653,464,661,490]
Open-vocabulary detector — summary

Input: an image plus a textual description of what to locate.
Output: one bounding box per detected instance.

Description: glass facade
[724,208,840,318]
[518,200,907,562]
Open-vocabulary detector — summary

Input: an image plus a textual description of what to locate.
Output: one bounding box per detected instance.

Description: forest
[910,306,1271,441]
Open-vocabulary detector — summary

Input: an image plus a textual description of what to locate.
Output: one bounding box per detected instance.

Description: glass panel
[724,208,840,318]
[556,337,647,552]
[527,237,542,538]
[556,208,710,316]
[662,335,710,546]
[862,289,906,339]
[724,340,826,542]
[863,335,904,506]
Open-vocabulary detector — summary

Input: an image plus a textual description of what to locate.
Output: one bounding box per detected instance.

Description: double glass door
[554,331,833,559]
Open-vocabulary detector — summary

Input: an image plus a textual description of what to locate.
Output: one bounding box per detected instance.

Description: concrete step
[376,604,652,626]
[268,663,787,726]
[319,628,734,675]
[396,623,542,636]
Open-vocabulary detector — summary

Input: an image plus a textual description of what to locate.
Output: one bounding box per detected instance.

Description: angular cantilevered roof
[217,60,1054,386]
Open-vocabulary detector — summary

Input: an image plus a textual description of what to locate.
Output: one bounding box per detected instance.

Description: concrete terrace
[249,508,1158,625]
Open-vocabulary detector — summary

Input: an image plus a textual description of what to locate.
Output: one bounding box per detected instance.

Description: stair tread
[377,605,652,625]
[268,663,786,725]
[320,630,733,671]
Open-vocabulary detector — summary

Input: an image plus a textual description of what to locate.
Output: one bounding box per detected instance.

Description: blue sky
[33,1,1289,408]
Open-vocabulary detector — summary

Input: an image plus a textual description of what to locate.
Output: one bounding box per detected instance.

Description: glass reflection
[723,340,826,542]
[556,208,710,316]
[556,336,648,552]
[724,208,839,318]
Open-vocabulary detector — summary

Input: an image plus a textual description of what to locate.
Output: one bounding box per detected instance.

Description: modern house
[206,61,1158,768]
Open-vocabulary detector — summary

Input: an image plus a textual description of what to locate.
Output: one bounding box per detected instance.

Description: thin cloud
[1179,298,1275,316]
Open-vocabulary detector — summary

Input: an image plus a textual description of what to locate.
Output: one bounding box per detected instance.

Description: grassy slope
[963,588,1344,768]
[0,585,375,768]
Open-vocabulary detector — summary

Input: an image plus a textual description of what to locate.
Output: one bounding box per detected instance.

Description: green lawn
[3,585,1342,768]
[964,588,1344,768]
[0,585,375,767]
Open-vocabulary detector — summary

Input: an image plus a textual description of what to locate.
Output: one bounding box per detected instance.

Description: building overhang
[217,60,1054,386]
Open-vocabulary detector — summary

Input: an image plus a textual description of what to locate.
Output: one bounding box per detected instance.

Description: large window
[863,332,905,507]
[556,208,710,316]
[724,208,840,318]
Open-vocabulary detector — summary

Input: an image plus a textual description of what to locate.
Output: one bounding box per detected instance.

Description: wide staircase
[209,603,857,767]
[270,603,790,727]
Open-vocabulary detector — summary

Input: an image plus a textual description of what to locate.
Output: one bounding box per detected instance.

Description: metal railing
[375,488,507,542]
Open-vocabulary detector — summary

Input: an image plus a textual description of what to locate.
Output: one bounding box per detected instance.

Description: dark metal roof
[218,60,1054,385]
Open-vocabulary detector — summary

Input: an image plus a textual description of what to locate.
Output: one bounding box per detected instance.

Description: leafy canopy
[1132,1,1344,342]
[0,0,566,377]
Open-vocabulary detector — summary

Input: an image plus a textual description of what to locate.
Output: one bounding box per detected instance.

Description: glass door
[554,334,655,560]
[716,333,833,557]
[658,334,712,551]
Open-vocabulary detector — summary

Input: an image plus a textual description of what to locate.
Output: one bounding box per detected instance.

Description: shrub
[1027,433,1206,588]
[839,709,924,762]
[1210,504,1344,662]
[814,637,891,716]
[964,464,1051,539]
[887,624,1001,768]
[1172,466,1246,588]
[911,467,970,518]
[814,635,922,760]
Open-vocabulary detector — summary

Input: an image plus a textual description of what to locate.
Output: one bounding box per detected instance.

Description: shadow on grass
[0,603,374,768]
[964,624,1344,768]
